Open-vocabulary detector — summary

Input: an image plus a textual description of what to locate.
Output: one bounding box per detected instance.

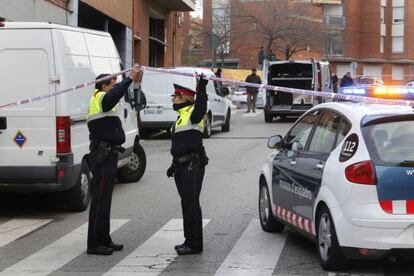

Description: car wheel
[203,113,212,138]
[65,160,91,212]
[221,109,230,132]
[316,206,348,270]
[259,180,284,232]
[264,112,273,123]
[117,143,146,183]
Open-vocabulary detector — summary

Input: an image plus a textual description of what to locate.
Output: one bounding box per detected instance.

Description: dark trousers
[247,93,258,112]
[87,150,118,249]
[174,158,205,249]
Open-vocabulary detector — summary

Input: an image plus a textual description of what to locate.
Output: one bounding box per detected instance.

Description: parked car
[139,67,232,138]
[355,76,385,86]
[0,22,147,212]
[263,59,333,123]
[231,86,265,109]
[260,101,414,270]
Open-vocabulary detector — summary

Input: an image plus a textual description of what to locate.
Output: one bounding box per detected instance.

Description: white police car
[259,90,414,269]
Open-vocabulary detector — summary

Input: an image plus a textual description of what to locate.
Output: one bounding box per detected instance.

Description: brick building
[133,1,195,67]
[202,0,323,69]
[314,0,414,85]
[0,0,75,25]
[0,0,194,68]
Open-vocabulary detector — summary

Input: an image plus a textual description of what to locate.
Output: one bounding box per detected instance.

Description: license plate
[143,108,163,115]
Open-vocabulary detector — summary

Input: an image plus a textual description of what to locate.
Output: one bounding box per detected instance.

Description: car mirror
[268,135,283,149]
[133,88,147,111]
[222,87,230,96]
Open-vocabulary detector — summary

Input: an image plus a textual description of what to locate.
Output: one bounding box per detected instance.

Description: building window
[149,17,166,67]
[381,7,385,23]
[392,36,404,53]
[392,65,404,80]
[363,65,382,78]
[393,7,404,23]
[324,33,344,56]
[380,36,385,53]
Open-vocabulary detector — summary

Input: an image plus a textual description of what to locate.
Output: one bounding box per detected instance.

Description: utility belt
[90,140,125,165]
[173,150,209,166]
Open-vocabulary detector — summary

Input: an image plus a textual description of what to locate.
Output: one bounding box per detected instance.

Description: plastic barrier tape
[1,65,414,109]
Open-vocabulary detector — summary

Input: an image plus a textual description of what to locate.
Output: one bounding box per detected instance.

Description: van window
[269,63,313,79]
[206,80,217,95]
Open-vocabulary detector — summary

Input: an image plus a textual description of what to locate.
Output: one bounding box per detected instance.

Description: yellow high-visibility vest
[87,89,118,122]
[172,105,204,134]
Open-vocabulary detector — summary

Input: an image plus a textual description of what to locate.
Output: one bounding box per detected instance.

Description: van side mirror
[268,135,283,149]
[133,88,147,111]
[222,87,230,96]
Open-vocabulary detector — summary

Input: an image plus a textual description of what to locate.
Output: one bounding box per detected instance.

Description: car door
[293,110,348,222]
[272,110,321,217]
[206,80,225,126]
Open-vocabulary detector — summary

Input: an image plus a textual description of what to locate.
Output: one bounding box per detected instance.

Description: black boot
[176,245,203,255]
[87,246,113,255]
[107,241,124,251]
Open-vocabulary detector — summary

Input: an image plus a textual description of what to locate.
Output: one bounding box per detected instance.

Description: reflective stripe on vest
[172,105,205,134]
[87,90,118,122]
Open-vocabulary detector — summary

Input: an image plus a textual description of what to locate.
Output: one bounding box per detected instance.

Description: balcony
[155,0,195,11]
[324,16,345,28]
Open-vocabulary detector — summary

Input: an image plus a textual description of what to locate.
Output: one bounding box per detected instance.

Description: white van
[0,22,146,212]
[263,59,332,122]
[139,67,232,138]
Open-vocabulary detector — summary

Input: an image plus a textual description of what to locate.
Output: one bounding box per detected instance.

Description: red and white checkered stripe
[379,200,414,214]
[276,206,315,235]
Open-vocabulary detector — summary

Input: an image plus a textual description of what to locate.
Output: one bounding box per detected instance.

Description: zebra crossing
[0,217,386,275]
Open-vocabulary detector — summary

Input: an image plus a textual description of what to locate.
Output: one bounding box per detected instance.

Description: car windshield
[363,119,414,166]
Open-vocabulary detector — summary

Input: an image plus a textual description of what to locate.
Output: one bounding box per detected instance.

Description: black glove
[166,163,175,178]
[196,74,208,92]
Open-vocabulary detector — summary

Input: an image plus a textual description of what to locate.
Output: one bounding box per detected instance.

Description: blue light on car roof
[341,88,366,95]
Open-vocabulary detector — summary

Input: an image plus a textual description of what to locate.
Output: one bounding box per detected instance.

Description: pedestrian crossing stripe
[214,219,287,276]
[0,219,129,276]
[104,219,210,276]
[0,219,53,248]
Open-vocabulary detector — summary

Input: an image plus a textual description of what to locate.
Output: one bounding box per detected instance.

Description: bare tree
[203,0,233,67]
[232,0,323,60]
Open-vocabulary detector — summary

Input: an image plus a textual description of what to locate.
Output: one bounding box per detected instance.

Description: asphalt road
[0,108,413,275]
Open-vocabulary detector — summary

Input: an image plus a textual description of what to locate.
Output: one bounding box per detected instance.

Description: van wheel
[117,143,146,183]
[203,114,212,138]
[316,206,348,270]
[221,109,231,132]
[65,161,91,212]
[259,180,284,233]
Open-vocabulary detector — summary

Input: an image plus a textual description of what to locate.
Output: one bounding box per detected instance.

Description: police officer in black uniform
[86,64,142,255]
[167,75,209,255]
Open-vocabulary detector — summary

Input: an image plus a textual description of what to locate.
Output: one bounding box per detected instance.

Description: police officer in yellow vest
[86,64,142,255]
[167,75,209,255]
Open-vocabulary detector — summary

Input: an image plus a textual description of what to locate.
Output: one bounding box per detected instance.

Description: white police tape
[142,66,414,107]
[0,68,132,109]
[1,65,413,110]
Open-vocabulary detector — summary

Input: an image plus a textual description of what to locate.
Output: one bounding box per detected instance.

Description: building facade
[133,0,194,67]
[0,0,75,25]
[320,0,414,85]
[202,0,323,69]
[0,0,194,69]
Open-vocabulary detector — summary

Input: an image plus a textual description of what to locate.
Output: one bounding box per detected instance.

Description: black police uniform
[168,79,208,254]
[87,77,132,254]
